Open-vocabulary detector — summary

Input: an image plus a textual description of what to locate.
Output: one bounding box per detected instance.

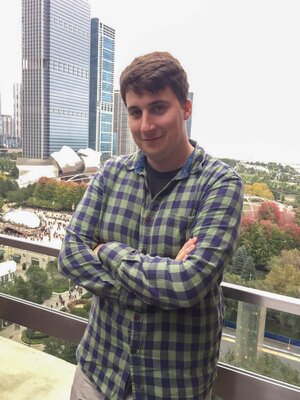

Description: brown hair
[120,51,189,106]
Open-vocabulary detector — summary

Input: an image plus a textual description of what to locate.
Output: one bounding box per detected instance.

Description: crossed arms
[58,163,244,310]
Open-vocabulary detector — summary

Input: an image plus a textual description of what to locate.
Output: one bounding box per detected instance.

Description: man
[58,51,244,400]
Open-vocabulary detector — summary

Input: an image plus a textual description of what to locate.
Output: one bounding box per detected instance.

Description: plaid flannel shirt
[58,140,244,400]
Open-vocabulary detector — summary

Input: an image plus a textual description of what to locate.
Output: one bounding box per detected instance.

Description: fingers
[93,243,104,255]
[181,237,197,251]
[175,237,198,261]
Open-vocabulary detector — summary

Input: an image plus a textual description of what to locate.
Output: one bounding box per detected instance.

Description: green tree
[0,195,4,211]
[230,246,256,280]
[46,259,59,281]
[265,250,300,297]
[33,177,58,202]
[6,183,36,205]
[230,246,248,275]
[240,220,270,269]
[0,176,18,198]
[243,256,255,280]
[269,249,300,272]
[10,165,19,178]
[26,265,52,303]
[54,180,87,210]
[43,337,77,364]
[12,276,31,299]
[0,158,18,176]
[7,189,27,204]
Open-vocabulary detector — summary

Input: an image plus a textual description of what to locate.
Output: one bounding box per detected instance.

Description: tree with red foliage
[278,207,296,227]
[257,201,281,225]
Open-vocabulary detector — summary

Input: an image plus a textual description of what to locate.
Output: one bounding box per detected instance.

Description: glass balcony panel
[221,298,300,388]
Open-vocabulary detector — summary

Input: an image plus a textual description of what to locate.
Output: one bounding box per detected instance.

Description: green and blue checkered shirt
[58,140,244,399]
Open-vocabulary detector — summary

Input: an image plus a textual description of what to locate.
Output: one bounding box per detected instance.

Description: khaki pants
[70,365,212,400]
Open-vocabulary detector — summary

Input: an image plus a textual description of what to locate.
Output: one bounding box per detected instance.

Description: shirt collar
[124,139,206,177]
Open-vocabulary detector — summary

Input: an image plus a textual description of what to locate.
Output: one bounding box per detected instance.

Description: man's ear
[183,98,192,120]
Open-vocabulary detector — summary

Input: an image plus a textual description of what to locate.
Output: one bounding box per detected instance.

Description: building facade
[22,0,90,159]
[0,115,13,147]
[89,18,115,160]
[113,90,137,156]
[13,83,22,148]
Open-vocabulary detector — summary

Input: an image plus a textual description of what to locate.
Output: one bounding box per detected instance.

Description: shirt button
[145,216,152,224]
[134,314,140,321]
[141,248,147,255]
[131,347,139,354]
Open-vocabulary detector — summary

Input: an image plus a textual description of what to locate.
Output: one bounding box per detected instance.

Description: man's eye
[151,104,166,114]
[129,109,141,119]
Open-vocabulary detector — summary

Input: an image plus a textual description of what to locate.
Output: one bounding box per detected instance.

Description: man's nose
[140,112,154,132]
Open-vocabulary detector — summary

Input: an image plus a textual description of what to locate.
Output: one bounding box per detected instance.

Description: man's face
[126,87,192,172]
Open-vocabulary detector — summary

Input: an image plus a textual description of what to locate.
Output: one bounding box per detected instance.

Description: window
[12,254,21,264]
[31,257,39,266]
[101,142,111,152]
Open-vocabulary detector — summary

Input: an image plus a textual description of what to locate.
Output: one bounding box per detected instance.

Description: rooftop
[0,336,75,400]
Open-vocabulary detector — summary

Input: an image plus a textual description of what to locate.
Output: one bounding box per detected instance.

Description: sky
[0,0,299,166]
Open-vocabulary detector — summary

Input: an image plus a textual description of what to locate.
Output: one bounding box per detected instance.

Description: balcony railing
[0,234,300,400]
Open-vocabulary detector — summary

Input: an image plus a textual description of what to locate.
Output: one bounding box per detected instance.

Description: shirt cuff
[98,241,139,278]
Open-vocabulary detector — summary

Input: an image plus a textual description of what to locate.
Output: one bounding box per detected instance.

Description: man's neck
[147,141,194,172]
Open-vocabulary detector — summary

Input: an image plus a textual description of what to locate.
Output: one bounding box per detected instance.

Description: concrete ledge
[0,337,76,400]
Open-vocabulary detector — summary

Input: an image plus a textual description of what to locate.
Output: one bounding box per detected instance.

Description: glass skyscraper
[89,18,115,160]
[113,90,138,156]
[22,0,90,159]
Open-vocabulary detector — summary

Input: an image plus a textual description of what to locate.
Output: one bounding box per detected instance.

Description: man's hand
[93,243,105,255]
[175,237,197,261]
[94,237,197,261]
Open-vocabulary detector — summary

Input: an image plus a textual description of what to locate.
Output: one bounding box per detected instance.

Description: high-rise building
[13,83,22,148]
[22,0,90,159]
[0,115,13,147]
[89,18,115,160]
[113,90,137,156]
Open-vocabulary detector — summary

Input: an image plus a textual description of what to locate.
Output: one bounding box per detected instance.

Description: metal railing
[0,234,300,400]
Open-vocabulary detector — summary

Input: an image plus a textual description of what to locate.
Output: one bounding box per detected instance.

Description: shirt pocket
[158,213,196,258]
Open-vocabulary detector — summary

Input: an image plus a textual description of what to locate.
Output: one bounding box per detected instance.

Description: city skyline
[0,0,300,165]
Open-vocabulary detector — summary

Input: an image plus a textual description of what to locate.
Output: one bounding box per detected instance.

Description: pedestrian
[58,51,244,400]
